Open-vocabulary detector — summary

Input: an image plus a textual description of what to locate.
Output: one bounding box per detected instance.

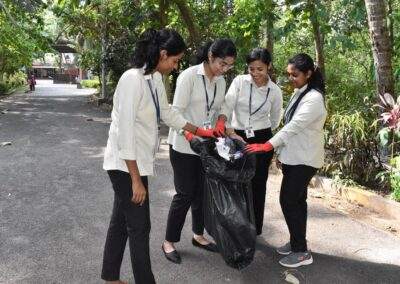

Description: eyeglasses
[215,58,234,70]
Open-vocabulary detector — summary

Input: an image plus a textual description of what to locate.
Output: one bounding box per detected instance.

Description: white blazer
[269,85,327,168]
[103,68,187,176]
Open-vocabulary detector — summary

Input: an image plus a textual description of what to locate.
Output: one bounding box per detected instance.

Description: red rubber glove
[184,131,194,142]
[195,127,215,138]
[214,118,226,137]
[244,142,274,153]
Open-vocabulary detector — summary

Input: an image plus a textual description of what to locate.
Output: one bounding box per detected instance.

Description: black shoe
[192,238,218,252]
[162,245,181,264]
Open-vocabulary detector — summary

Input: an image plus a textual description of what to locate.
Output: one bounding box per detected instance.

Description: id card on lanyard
[246,83,270,138]
[202,75,217,129]
[147,78,161,155]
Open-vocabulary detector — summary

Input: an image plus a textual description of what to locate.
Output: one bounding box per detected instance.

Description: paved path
[1,80,399,283]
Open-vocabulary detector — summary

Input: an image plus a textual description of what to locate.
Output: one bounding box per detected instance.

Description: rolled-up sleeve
[269,92,325,148]
[270,88,283,130]
[159,74,187,130]
[117,72,142,160]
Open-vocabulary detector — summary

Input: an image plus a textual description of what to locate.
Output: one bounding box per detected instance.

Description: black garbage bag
[190,137,257,270]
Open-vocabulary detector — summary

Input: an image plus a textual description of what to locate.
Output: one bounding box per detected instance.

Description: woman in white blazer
[162,39,237,264]
[246,53,327,268]
[102,29,216,284]
[216,48,283,236]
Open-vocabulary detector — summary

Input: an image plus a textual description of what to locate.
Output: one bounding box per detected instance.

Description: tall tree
[172,0,200,47]
[307,0,325,78]
[364,0,394,95]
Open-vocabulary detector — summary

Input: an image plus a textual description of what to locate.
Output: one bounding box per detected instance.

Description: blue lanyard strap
[249,83,270,118]
[202,75,217,117]
[147,79,160,126]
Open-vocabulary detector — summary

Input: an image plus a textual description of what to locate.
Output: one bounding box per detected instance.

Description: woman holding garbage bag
[162,39,237,264]
[245,53,327,268]
[102,28,215,284]
[216,48,283,236]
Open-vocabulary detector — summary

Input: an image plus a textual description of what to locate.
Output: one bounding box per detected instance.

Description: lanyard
[146,79,160,126]
[248,83,270,124]
[283,92,298,122]
[202,75,217,118]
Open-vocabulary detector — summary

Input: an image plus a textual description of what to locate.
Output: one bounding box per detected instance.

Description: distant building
[30,40,87,83]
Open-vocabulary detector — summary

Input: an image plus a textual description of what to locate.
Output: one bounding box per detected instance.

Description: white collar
[197,62,223,82]
[244,74,272,89]
[295,84,308,94]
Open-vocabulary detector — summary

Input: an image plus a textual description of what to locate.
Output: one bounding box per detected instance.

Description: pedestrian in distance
[245,53,327,268]
[28,74,36,91]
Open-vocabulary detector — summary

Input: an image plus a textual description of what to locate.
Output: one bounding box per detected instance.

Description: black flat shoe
[162,245,181,264]
[192,238,218,253]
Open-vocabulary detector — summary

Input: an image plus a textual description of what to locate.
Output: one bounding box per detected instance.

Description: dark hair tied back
[195,38,237,64]
[288,53,325,94]
[132,28,186,74]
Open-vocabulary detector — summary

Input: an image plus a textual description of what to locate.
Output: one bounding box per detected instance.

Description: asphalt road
[1,80,399,283]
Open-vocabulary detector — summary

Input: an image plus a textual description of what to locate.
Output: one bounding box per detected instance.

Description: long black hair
[195,39,237,64]
[284,53,325,123]
[246,47,272,65]
[132,28,186,74]
[288,53,325,94]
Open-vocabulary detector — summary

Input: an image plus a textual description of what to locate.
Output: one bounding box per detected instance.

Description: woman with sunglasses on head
[162,39,237,264]
[216,47,283,236]
[101,28,216,284]
[245,53,327,268]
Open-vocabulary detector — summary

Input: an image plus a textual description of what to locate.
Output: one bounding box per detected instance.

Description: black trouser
[280,164,317,252]
[165,146,205,242]
[101,170,155,284]
[236,128,273,235]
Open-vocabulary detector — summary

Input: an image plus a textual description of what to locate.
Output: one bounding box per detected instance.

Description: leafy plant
[376,93,400,201]
[377,93,400,158]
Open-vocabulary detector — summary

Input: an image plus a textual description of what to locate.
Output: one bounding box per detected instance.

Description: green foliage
[0,0,50,76]
[81,78,100,89]
[389,157,400,201]
[0,82,7,95]
[0,71,27,95]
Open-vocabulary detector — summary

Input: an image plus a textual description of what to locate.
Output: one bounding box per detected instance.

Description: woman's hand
[228,132,245,143]
[195,127,216,138]
[131,180,147,206]
[214,118,226,137]
[245,142,274,153]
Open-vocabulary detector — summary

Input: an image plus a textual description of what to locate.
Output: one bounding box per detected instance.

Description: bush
[6,71,26,89]
[0,82,7,95]
[389,157,400,201]
[81,79,100,89]
[0,71,27,95]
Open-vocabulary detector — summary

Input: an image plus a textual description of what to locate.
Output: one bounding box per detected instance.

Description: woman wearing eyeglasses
[216,48,283,236]
[162,39,237,264]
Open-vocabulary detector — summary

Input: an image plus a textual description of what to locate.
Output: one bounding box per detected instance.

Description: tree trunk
[264,1,276,82]
[100,0,108,99]
[265,16,274,57]
[172,0,200,47]
[364,0,394,95]
[308,1,325,79]
[159,0,169,27]
[387,0,394,54]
